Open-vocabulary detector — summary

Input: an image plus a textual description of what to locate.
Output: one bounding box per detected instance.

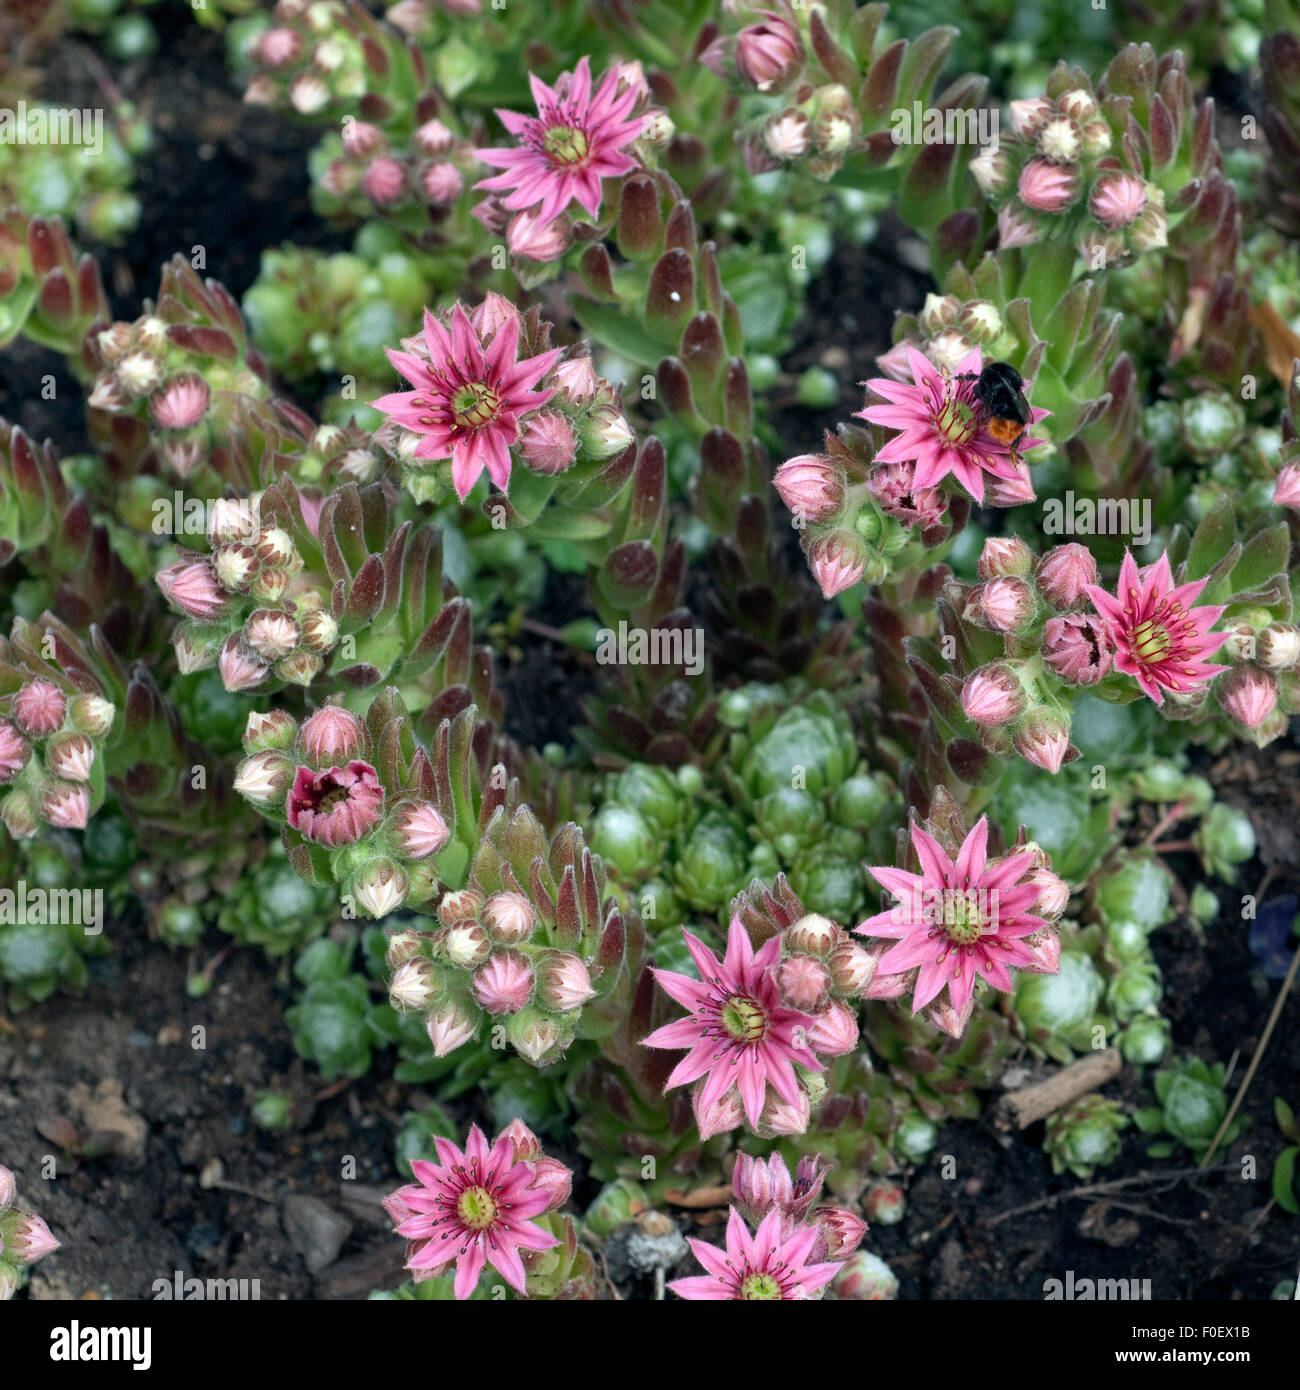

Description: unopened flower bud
[481,892,535,944]
[1025,866,1069,919]
[1036,542,1097,609]
[427,999,478,1056]
[977,535,1034,580]
[803,998,859,1055]
[1089,172,1147,229]
[777,954,831,1011]
[1017,157,1079,213]
[968,576,1034,632]
[1274,462,1300,509]
[808,529,869,598]
[8,1213,60,1265]
[763,109,811,159]
[827,940,878,997]
[245,609,300,661]
[353,859,410,919]
[116,349,165,398]
[46,732,95,783]
[506,1006,566,1063]
[1013,710,1071,774]
[1009,97,1052,138]
[13,679,67,736]
[213,543,258,592]
[250,568,290,603]
[1257,623,1300,670]
[443,921,491,968]
[298,706,367,765]
[389,958,437,1012]
[734,14,804,92]
[815,1205,867,1260]
[536,951,595,1011]
[519,411,577,475]
[961,664,1025,726]
[835,1250,899,1299]
[157,560,227,620]
[233,748,296,806]
[1219,665,1277,728]
[218,636,269,693]
[773,455,847,525]
[243,708,297,754]
[1,788,39,837]
[392,801,450,860]
[863,1180,905,1225]
[473,950,534,1013]
[149,374,210,431]
[785,913,840,957]
[40,779,91,829]
[437,888,484,928]
[1036,116,1082,163]
[69,694,116,740]
[0,720,30,783]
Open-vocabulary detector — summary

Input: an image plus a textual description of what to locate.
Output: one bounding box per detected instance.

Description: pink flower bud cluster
[750,85,861,179]
[158,502,338,693]
[775,912,875,1051]
[233,704,451,918]
[951,540,1117,774]
[969,87,1167,263]
[89,313,263,480]
[381,883,599,1067]
[318,112,479,219]
[0,678,115,839]
[243,1,369,118]
[0,1164,60,1299]
[1211,615,1299,746]
[772,450,915,601]
[730,1151,867,1263]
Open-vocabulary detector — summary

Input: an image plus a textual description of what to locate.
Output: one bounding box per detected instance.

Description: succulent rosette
[0,646,116,839]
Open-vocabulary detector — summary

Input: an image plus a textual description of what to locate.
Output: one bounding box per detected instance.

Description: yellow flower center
[1132,616,1173,664]
[738,1271,782,1300]
[457,1186,498,1231]
[721,995,767,1045]
[452,382,502,430]
[543,124,589,165]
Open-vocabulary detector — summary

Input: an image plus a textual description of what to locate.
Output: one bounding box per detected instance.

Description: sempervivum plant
[0,1165,59,1300]
[1044,1094,1130,1178]
[857,790,1066,1037]
[1135,1055,1247,1159]
[384,1119,594,1299]
[670,1149,864,1301]
[379,801,628,1066]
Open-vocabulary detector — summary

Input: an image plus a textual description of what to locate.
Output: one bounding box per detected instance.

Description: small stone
[283,1194,352,1275]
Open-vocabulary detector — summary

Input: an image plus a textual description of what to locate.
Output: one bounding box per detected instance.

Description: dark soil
[1,21,1298,1303]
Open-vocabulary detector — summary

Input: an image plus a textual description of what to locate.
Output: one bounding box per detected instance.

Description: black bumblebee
[957,360,1031,448]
